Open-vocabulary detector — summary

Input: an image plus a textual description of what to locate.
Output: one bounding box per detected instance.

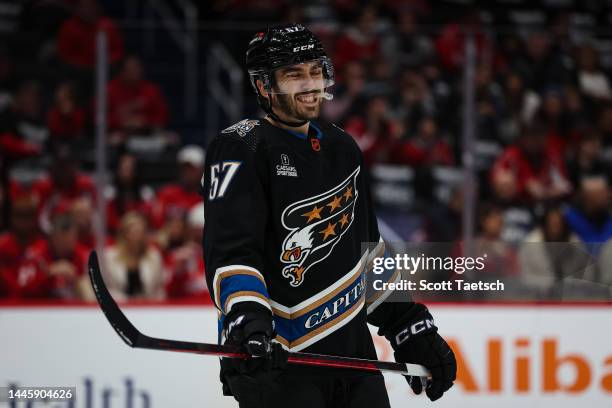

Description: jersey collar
[284,121,324,140]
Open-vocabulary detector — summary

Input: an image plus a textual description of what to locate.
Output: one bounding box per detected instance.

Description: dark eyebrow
[280,67,303,74]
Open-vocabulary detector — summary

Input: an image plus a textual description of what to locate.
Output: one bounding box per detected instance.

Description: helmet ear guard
[249,71,273,113]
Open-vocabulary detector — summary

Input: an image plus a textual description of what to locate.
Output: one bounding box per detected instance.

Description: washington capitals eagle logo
[280,167,360,287]
[221,119,260,137]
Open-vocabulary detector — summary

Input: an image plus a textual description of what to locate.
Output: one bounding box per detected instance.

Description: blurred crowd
[0,0,204,301]
[1,0,612,301]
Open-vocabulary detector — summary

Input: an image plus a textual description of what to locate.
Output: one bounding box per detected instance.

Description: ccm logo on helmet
[293,44,315,52]
[395,318,436,346]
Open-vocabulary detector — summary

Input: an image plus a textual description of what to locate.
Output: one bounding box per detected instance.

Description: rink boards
[1,303,611,408]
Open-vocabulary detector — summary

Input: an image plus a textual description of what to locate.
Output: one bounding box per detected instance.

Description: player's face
[271,61,325,121]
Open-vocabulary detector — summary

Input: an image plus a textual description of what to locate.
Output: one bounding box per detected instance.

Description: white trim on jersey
[366,267,401,315]
[212,264,267,311]
[226,295,272,314]
[269,249,369,315]
[278,298,365,352]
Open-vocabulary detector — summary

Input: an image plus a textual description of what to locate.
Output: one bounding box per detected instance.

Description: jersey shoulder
[214,118,264,152]
[316,120,362,155]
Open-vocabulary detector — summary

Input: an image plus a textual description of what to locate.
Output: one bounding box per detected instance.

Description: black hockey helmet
[246,23,334,122]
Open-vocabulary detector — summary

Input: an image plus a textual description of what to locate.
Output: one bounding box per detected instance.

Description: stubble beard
[273,92,321,122]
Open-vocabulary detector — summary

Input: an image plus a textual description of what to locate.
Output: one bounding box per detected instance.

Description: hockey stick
[88,251,429,377]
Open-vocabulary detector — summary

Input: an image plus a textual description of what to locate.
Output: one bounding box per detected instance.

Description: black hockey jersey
[202,118,396,361]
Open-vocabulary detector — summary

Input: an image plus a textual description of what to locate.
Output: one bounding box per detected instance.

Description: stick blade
[88,250,141,347]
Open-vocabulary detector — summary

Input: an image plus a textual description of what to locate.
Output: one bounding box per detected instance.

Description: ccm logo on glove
[227,315,245,337]
[395,318,436,346]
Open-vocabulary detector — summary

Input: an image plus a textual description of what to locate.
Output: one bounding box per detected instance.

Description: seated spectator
[103,212,164,300]
[334,5,381,74]
[107,55,169,138]
[539,89,581,155]
[576,43,611,101]
[151,145,204,229]
[322,61,366,123]
[47,82,87,141]
[365,58,394,95]
[392,69,436,135]
[383,8,433,70]
[17,211,89,299]
[490,120,571,203]
[31,144,96,232]
[105,153,153,233]
[566,132,611,189]
[489,168,536,246]
[475,63,504,142]
[424,186,463,242]
[0,194,44,298]
[392,117,454,166]
[72,197,95,253]
[511,30,571,93]
[56,0,124,69]
[498,71,540,144]
[519,206,592,295]
[597,103,612,164]
[472,203,518,277]
[0,80,48,149]
[435,9,493,73]
[0,94,41,220]
[344,94,400,166]
[1,171,33,232]
[564,175,612,257]
[156,209,188,255]
[165,202,207,299]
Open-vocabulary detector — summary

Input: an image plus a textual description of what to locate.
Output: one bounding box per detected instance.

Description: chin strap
[267,109,308,128]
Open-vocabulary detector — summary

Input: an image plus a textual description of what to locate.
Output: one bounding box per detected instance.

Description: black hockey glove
[223,301,288,373]
[379,303,456,402]
[223,302,287,373]
[221,302,288,407]
[225,301,274,357]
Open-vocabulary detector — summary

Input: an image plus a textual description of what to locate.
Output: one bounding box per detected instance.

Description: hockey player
[202,24,456,407]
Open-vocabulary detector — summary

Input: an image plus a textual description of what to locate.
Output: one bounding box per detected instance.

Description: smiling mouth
[296,92,320,104]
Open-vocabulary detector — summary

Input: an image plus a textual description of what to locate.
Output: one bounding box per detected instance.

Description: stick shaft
[88,251,429,377]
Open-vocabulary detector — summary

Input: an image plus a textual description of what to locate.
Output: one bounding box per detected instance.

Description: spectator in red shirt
[334,5,381,75]
[107,55,169,137]
[0,81,42,229]
[47,82,86,141]
[165,202,207,299]
[72,197,96,253]
[435,10,493,73]
[57,0,124,69]
[392,117,454,166]
[17,212,89,299]
[31,144,96,232]
[106,153,153,233]
[0,194,44,298]
[151,145,204,229]
[491,120,571,203]
[344,95,401,166]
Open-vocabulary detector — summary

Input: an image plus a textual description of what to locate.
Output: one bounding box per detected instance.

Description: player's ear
[256,79,268,97]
